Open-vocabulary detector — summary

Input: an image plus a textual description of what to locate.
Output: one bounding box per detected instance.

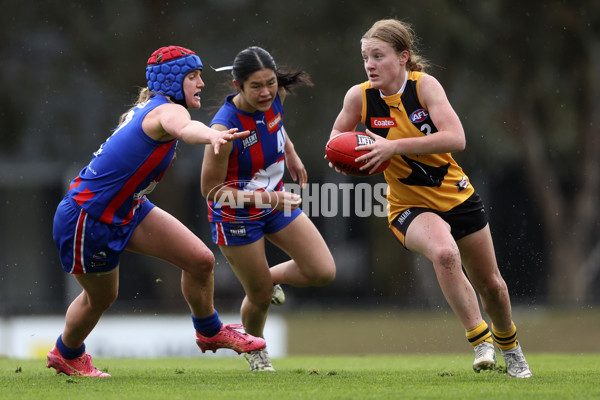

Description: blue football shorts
[53,196,155,274]
[211,207,303,246]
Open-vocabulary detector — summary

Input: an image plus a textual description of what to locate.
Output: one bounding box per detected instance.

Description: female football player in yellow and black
[329,19,531,378]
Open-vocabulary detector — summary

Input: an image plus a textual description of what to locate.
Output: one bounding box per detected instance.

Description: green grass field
[1,354,599,400]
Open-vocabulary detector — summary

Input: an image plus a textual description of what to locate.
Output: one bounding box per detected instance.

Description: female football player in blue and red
[329,19,531,378]
[47,46,266,377]
[201,46,336,371]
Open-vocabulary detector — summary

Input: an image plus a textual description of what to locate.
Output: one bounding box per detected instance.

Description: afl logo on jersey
[410,109,429,123]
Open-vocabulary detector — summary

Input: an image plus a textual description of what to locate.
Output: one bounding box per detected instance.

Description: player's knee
[186,249,215,275]
[87,289,118,312]
[248,287,273,308]
[320,261,337,286]
[199,250,216,272]
[105,290,119,309]
[480,277,508,299]
[308,260,336,286]
[432,246,461,271]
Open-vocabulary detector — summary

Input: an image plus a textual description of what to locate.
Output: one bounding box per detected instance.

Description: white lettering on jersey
[93,101,149,157]
[242,130,259,149]
[276,129,285,154]
[421,123,433,135]
[244,160,284,192]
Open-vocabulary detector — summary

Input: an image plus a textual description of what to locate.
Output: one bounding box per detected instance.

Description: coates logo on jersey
[410,109,429,123]
[267,113,282,134]
[371,117,397,128]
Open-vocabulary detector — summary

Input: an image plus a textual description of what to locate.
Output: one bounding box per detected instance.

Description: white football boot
[244,348,276,372]
[271,284,285,306]
[473,341,497,372]
[501,344,532,378]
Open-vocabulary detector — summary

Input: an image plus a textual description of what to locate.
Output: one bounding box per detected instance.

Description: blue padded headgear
[146,46,203,104]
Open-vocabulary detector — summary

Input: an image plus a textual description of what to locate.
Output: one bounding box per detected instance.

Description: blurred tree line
[0,0,598,315]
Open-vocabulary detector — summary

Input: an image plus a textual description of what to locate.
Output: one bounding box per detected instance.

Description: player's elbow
[455,137,466,152]
[200,173,216,199]
[200,183,210,199]
[449,131,466,152]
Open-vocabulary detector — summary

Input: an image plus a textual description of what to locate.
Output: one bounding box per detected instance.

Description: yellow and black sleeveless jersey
[360,71,475,224]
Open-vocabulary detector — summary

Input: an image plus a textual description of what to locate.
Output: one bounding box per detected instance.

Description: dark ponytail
[232,46,313,91]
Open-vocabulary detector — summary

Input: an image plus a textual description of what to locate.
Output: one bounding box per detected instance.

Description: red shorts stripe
[71,209,87,274]
[216,222,228,245]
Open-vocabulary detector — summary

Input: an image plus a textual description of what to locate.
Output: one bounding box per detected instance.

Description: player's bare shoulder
[342,84,363,116]
[418,74,449,106]
[142,102,186,141]
[344,84,363,102]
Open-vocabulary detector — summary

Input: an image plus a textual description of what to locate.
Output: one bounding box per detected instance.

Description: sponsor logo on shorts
[229,225,247,237]
[93,251,107,259]
[91,251,108,268]
[397,209,412,225]
[90,261,107,268]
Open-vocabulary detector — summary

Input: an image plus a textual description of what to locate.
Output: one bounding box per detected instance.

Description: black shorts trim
[390,193,488,245]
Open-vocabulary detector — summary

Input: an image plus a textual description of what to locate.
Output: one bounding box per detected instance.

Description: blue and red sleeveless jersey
[66,94,177,225]
[208,93,286,222]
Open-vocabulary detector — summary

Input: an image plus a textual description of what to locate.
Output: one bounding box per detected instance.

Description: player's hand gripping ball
[325,132,390,176]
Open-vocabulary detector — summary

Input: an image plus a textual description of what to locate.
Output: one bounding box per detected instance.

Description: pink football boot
[47,346,111,377]
[196,323,266,354]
